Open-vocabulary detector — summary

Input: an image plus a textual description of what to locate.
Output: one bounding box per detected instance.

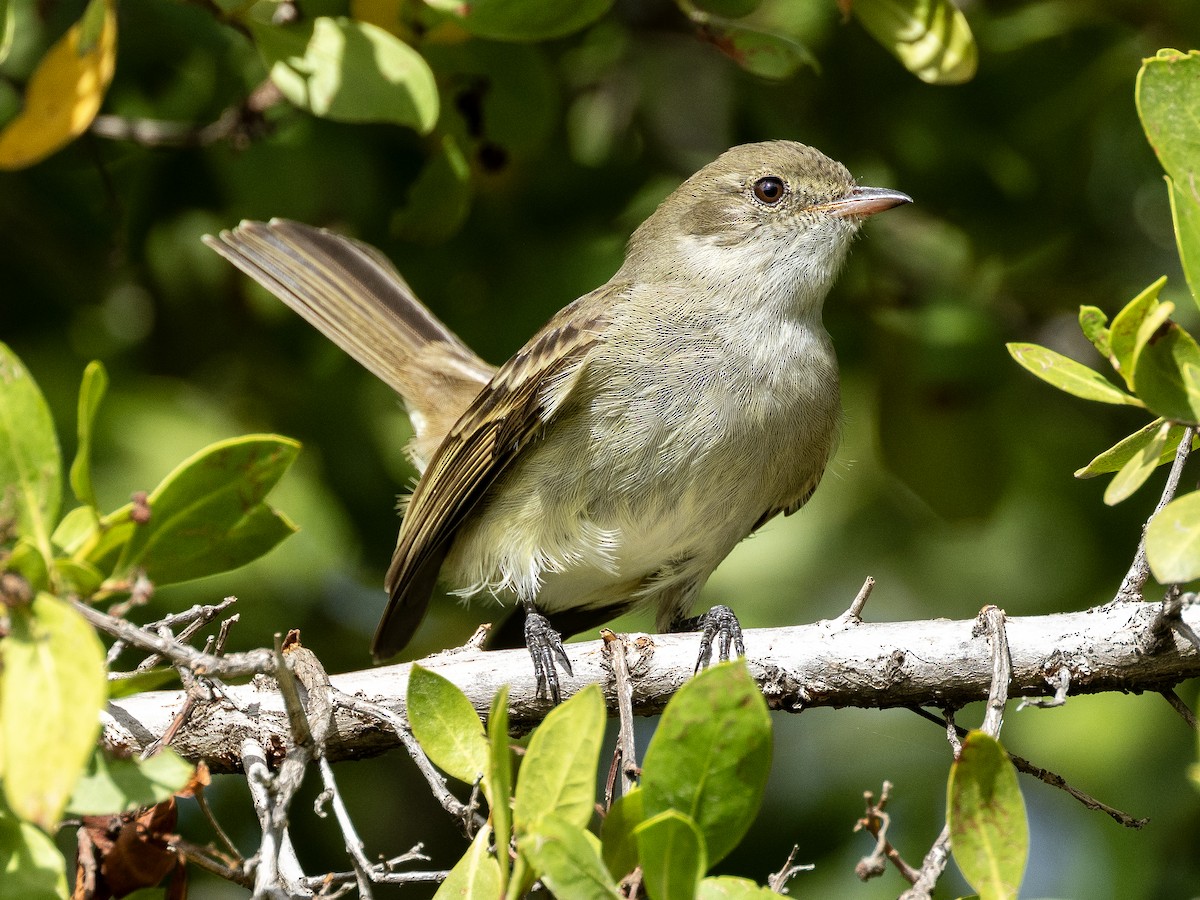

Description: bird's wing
[372,287,617,660]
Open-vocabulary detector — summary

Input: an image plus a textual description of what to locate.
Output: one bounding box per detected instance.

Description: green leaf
[0,342,62,554]
[851,0,976,85]
[1078,305,1111,360]
[1109,276,1168,385]
[426,0,614,41]
[407,665,488,786]
[116,435,299,585]
[67,747,193,815]
[697,876,780,899]
[391,132,473,244]
[433,824,501,900]
[1074,418,1192,478]
[1,593,107,829]
[486,685,512,894]
[1168,176,1200,314]
[640,661,771,866]
[0,0,14,68]
[5,538,48,592]
[252,17,438,132]
[107,667,179,699]
[512,684,604,833]
[69,361,107,512]
[51,556,104,596]
[1006,343,1141,407]
[1146,490,1200,584]
[947,731,1028,900]
[600,787,643,882]
[51,504,98,555]
[521,813,621,900]
[1136,50,1200,311]
[1132,319,1200,425]
[0,805,68,900]
[1103,420,1172,506]
[635,810,707,900]
[699,21,816,80]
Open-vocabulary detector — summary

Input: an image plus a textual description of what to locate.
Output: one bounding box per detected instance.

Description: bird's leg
[673,605,746,673]
[522,600,573,703]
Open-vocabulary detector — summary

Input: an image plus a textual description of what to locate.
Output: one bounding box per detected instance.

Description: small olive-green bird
[205,141,910,700]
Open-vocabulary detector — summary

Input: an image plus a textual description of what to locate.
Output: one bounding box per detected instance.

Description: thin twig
[897,825,951,900]
[853,782,920,884]
[843,576,877,623]
[767,843,813,892]
[333,691,483,832]
[74,599,276,678]
[906,706,1148,828]
[242,737,311,898]
[977,606,1012,738]
[602,630,640,805]
[1159,689,1199,731]
[1113,426,1194,604]
[106,597,238,665]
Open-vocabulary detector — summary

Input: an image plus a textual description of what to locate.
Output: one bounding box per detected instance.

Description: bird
[205,140,910,701]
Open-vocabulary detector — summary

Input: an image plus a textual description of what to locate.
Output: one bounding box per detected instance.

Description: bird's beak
[819,186,913,219]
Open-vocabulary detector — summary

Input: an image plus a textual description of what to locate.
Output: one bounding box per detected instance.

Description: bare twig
[1159,689,1199,731]
[242,737,312,898]
[842,576,876,623]
[1019,665,1071,710]
[977,606,1012,738]
[767,843,813,893]
[106,597,238,665]
[853,782,919,884]
[332,691,483,832]
[90,80,283,149]
[1113,427,1194,605]
[75,598,276,678]
[897,825,951,900]
[602,630,640,805]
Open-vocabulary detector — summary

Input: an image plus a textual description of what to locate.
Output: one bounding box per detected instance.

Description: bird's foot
[677,604,745,673]
[524,608,573,703]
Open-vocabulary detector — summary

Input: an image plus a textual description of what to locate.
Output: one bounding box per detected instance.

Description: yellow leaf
[0,0,117,170]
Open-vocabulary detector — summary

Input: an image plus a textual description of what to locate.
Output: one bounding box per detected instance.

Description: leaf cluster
[1007,50,1200,585]
[0,344,299,896]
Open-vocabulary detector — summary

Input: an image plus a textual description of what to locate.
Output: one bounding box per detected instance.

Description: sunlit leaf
[697,876,780,899]
[1136,49,1200,312]
[427,0,613,41]
[68,747,194,815]
[107,668,179,700]
[948,731,1028,900]
[640,661,770,866]
[851,0,976,85]
[1006,343,1141,407]
[0,0,14,68]
[1103,421,1171,506]
[521,813,620,900]
[116,435,299,585]
[1078,305,1111,360]
[0,805,68,899]
[1168,176,1200,315]
[635,810,707,900]
[1110,276,1168,385]
[0,0,116,169]
[69,361,107,512]
[1075,418,1192,478]
[698,21,816,80]
[1132,319,1200,425]
[407,665,488,785]
[1,593,107,829]
[486,685,512,894]
[0,343,61,553]
[512,684,604,832]
[252,17,438,132]
[432,824,500,900]
[1146,490,1200,584]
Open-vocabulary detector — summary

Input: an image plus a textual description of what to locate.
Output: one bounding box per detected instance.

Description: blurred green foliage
[2,0,1200,896]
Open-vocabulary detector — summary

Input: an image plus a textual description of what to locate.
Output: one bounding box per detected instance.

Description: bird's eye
[753,176,786,205]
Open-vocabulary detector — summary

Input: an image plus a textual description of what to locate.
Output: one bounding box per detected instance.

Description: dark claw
[524,606,573,703]
[690,605,745,673]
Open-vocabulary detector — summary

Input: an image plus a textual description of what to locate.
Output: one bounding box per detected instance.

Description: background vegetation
[3,0,1199,896]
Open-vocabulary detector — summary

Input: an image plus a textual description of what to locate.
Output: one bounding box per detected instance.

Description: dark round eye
[753,176,786,205]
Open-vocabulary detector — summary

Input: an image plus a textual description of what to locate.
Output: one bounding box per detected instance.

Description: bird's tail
[204,218,495,469]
